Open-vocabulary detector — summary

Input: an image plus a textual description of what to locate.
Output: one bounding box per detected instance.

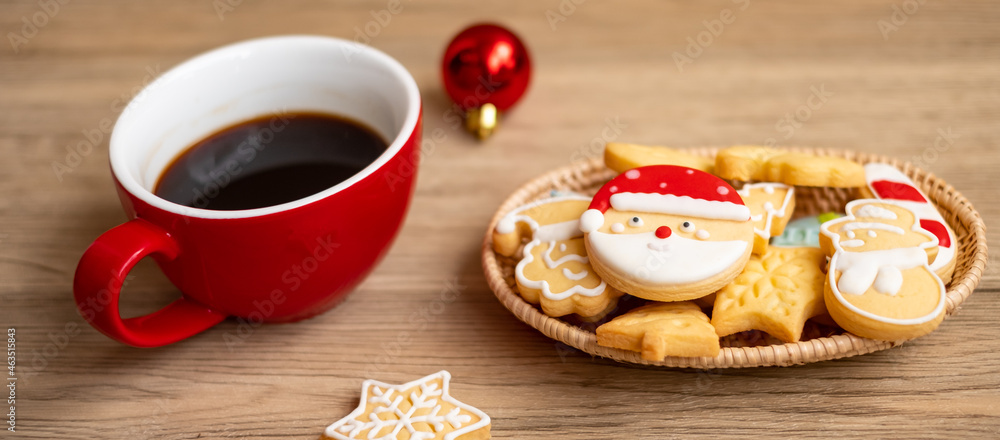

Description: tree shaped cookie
[711,246,827,343]
[322,371,490,440]
[736,182,796,255]
[820,199,947,341]
[493,196,621,318]
[596,301,720,359]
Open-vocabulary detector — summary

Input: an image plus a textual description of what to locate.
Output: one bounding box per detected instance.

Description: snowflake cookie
[322,371,490,440]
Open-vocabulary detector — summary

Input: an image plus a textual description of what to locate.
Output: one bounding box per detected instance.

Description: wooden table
[2,0,998,438]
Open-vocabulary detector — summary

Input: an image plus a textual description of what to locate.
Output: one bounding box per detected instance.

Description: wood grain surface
[1,0,998,438]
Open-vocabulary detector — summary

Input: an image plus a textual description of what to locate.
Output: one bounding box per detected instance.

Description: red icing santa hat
[580,165,750,233]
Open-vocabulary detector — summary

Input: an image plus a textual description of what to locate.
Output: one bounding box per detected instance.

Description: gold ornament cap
[465,103,499,140]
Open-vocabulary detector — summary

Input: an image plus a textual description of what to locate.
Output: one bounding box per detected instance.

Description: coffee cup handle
[73,219,227,347]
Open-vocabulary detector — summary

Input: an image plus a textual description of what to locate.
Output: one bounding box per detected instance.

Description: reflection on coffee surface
[155,112,387,210]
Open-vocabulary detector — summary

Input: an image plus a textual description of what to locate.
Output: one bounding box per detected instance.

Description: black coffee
[155,112,388,210]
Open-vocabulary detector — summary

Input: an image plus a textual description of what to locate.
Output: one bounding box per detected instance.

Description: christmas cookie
[322,370,490,440]
[820,200,947,341]
[604,142,714,175]
[580,165,754,302]
[735,182,795,255]
[711,247,827,343]
[715,146,865,187]
[494,196,621,318]
[493,196,591,257]
[763,152,865,187]
[596,301,720,359]
[860,163,957,283]
[714,145,783,182]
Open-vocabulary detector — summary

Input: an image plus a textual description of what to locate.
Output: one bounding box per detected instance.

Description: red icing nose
[655,226,672,239]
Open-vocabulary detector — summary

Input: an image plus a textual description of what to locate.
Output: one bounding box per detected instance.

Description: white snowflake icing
[325,371,489,440]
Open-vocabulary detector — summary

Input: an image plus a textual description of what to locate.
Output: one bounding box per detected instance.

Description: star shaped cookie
[711,246,827,343]
[322,371,490,440]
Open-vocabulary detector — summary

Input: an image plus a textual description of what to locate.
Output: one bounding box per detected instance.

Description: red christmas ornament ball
[441,23,531,112]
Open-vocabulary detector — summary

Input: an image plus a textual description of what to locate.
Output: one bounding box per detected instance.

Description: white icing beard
[587,230,747,285]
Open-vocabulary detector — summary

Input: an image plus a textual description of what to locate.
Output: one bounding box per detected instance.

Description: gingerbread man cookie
[494,196,621,318]
[580,165,754,302]
[820,199,947,341]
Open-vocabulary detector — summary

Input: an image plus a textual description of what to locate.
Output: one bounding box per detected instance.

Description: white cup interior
[110,36,420,219]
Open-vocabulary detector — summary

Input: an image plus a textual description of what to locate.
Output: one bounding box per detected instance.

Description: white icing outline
[840,222,904,235]
[820,199,946,326]
[542,241,589,268]
[736,182,794,241]
[864,163,956,273]
[324,370,490,440]
[562,268,588,281]
[495,195,591,236]
[516,240,606,301]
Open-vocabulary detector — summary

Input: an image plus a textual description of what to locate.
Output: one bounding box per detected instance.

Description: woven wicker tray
[481,148,988,368]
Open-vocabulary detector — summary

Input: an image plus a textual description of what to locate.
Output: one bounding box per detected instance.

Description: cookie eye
[680,221,695,233]
[628,216,643,227]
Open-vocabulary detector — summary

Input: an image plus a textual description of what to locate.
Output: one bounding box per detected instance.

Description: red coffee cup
[73,36,422,347]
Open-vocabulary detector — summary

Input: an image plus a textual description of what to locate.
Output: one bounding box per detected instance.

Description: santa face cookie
[820,199,947,341]
[580,165,754,302]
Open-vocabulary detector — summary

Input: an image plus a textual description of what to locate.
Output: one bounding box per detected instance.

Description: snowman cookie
[820,199,947,341]
[580,165,754,302]
[860,163,957,283]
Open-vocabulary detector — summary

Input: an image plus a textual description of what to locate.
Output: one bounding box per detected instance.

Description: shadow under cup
[75,36,422,347]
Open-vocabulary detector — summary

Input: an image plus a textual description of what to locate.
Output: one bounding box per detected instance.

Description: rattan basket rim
[481,147,988,368]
